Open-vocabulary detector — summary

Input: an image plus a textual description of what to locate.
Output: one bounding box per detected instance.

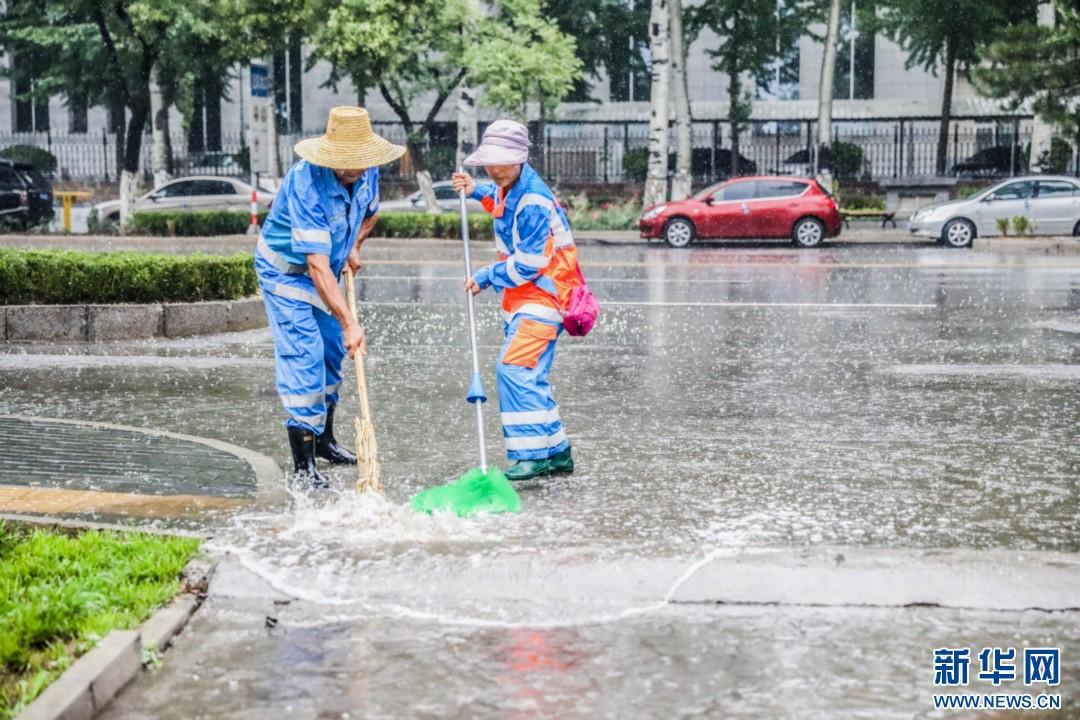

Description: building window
[835,1,874,100]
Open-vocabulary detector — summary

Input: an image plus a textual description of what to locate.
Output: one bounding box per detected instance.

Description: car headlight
[641,205,667,221]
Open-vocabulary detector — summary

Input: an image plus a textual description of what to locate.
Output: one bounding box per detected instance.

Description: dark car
[951,145,1026,178]
[14,162,53,226]
[0,160,30,228]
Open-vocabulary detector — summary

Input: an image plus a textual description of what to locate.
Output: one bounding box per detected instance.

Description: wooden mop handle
[344,267,372,421]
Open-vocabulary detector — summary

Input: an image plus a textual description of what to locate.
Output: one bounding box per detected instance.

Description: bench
[840,208,897,228]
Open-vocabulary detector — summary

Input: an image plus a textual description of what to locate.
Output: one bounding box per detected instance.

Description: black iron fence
[5,116,1079,185]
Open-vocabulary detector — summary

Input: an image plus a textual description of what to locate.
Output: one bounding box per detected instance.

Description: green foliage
[373,213,493,239]
[0,249,256,304]
[838,191,885,210]
[0,523,199,717]
[1011,215,1031,235]
[465,0,583,116]
[832,141,864,177]
[995,217,1010,235]
[128,211,269,237]
[1049,137,1074,174]
[564,194,640,230]
[623,147,649,182]
[976,6,1080,132]
[545,0,649,101]
[687,0,818,143]
[0,146,57,174]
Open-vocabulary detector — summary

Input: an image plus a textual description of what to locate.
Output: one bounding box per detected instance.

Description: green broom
[410,172,521,518]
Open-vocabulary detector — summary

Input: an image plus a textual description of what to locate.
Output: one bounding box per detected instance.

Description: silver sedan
[908,175,1080,248]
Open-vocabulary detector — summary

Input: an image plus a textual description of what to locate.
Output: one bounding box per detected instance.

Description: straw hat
[293,107,406,169]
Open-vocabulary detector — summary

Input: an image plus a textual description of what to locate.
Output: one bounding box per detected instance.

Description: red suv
[639,176,842,248]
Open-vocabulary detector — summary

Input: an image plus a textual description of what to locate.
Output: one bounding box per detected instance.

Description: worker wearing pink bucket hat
[451,120,594,482]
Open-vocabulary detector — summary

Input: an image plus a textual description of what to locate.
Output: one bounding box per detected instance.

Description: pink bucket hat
[464,119,531,166]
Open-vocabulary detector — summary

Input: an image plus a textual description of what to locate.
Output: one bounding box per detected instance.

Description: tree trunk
[1028,0,1056,173]
[935,38,956,177]
[643,0,671,210]
[456,85,478,169]
[728,73,742,178]
[816,0,843,183]
[670,0,692,200]
[119,100,149,233]
[150,67,170,188]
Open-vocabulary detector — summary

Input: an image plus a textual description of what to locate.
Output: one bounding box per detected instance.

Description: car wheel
[792,217,825,248]
[663,217,695,248]
[941,218,975,248]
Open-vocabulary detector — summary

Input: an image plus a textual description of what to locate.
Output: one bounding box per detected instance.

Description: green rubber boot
[505,458,550,482]
[548,446,574,475]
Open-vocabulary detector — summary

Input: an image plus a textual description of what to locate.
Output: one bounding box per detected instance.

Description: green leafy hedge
[373,212,493,238]
[128,211,269,237]
[126,210,493,238]
[0,249,257,305]
[0,145,57,174]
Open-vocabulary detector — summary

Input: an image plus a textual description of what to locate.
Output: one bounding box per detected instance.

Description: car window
[758,180,807,198]
[159,181,194,198]
[434,185,457,200]
[1036,181,1078,198]
[0,166,22,188]
[721,180,758,201]
[987,181,1034,201]
[188,180,236,196]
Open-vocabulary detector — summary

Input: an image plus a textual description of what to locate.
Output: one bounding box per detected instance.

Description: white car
[91,176,276,225]
[380,180,484,213]
[908,176,1080,248]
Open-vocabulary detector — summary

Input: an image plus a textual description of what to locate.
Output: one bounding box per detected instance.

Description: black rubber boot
[288,427,330,488]
[315,403,358,465]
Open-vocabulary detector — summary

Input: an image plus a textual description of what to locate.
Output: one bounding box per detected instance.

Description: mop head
[410,466,521,517]
[355,417,382,493]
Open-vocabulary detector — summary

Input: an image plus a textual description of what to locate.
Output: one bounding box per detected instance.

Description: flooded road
[2,239,1078,716]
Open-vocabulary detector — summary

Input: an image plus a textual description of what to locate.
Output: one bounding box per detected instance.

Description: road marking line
[360,258,1080,270]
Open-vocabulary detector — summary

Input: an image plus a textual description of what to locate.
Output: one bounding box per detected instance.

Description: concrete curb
[1,295,265,342]
[974,236,1080,255]
[15,554,217,720]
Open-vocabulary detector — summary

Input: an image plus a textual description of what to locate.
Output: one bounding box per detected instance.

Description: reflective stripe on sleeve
[292,227,331,246]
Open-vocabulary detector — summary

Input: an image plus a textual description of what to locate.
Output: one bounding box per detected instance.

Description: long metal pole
[459,170,487,472]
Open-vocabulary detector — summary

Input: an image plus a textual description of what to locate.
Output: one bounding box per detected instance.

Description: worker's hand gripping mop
[344,266,382,494]
[410,173,521,517]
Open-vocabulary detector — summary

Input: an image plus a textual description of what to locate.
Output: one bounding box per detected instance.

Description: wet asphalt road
[2,237,1078,717]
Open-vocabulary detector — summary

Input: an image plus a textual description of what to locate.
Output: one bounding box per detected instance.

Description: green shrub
[373,212,492,238]
[0,145,57,174]
[1048,137,1073,174]
[564,193,640,230]
[129,211,268,237]
[1011,215,1031,236]
[0,249,257,305]
[833,141,864,178]
[838,191,885,210]
[622,147,648,181]
[995,217,1010,236]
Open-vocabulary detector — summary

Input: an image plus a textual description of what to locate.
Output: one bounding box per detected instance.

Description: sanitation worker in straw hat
[451,119,582,482]
[255,106,405,488]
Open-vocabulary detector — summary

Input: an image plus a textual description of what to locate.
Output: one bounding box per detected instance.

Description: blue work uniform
[254,160,379,434]
[470,164,578,461]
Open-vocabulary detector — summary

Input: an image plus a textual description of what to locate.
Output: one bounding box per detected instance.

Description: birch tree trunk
[816,0,842,184]
[643,0,671,210]
[150,67,170,189]
[670,0,692,201]
[1028,0,1056,173]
